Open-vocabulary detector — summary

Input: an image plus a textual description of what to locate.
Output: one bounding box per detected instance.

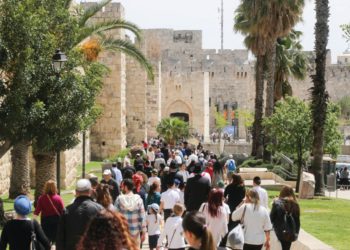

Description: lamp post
[52,49,67,194]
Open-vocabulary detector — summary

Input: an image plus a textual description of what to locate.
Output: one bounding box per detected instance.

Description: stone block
[299,172,315,199]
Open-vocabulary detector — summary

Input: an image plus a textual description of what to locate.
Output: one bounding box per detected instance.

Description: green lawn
[76,161,103,180]
[267,191,349,250]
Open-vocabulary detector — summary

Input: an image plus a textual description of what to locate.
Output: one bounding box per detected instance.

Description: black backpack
[281,204,298,242]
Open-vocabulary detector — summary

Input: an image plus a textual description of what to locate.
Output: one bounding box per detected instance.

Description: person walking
[231,189,272,250]
[146,182,161,207]
[270,186,300,250]
[114,179,146,246]
[77,210,138,250]
[182,211,216,250]
[252,176,269,209]
[0,195,51,250]
[185,163,211,212]
[160,179,180,221]
[157,203,186,250]
[34,180,64,244]
[56,179,103,250]
[199,189,228,246]
[95,183,115,211]
[224,155,236,184]
[101,169,120,203]
[146,203,161,250]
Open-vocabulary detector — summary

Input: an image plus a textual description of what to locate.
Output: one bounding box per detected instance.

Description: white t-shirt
[146,213,162,235]
[231,204,272,245]
[161,188,180,209]
[188,172,212,185]
[147,151,155,162]
[199,203,228,246]
[157,216,186,248]
[253,186,269,209]
[148,176,161,186]
[177,170,190,182]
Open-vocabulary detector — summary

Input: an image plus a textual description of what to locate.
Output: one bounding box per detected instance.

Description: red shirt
[34,194,65,217]
[204,166,214,179]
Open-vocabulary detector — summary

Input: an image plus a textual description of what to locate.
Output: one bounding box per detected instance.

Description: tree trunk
[264,43,277,162]
[33,152,56,203]
[311,0,329,196]
[251,55,265,158]
[296,143,303,193]
[9,141,30,199]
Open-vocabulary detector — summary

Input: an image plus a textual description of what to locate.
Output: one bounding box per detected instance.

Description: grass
[76,161,103,180]
[267,190,350,250]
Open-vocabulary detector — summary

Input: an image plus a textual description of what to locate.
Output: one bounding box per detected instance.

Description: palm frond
[101,38,154,81]
[76,19,142,47]
[79,0,112,27]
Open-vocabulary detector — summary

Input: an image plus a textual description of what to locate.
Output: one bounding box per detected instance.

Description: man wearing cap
[0,195,50,250]
[56,179,103,250]
[163,160,184,192]
[134,153,144,172]
[101,169,120,203]
[184,163,211,212]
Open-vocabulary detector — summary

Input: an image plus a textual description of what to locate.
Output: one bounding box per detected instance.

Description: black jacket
[184,174,211,211]
[224,184,246,213]
[56,196,103,250]
[0,219,50,250]
[270,198,301,241]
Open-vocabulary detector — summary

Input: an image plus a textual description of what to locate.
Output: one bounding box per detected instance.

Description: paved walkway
[325,189,350,200]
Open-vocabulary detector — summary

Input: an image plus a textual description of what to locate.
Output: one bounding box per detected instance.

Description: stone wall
[0,151,12,194]
[83,2,127,160]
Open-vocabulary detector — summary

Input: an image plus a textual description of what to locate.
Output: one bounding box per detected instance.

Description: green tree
[337,96,350,122]
[156,118,190,146]
[341,23,350,42]
[263,97,312,191]
[310,0,330,196]
[215,112,229,142]
[275,30,308,102]
[264,97,342,192]
[0,0,154,198]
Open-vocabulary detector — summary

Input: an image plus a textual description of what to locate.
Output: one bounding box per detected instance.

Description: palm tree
[234,0,304,159]
[30,0,154,200]
[274,30,308,102]
[310,0,330,196]
[156,118,190,146]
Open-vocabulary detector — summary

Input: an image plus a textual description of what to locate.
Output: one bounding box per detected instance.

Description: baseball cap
[76,179,92,192]
[14,195,32,216]
[152,169,158,174]
[148,203,160,213]
[103,169,112,176]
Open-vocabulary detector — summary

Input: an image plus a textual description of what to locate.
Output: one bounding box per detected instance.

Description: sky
[84,0,350,63]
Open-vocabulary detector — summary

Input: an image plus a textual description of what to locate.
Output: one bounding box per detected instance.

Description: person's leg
[280,240,292,250]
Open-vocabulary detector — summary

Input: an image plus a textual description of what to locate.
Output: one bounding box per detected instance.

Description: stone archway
[166,100,193,125]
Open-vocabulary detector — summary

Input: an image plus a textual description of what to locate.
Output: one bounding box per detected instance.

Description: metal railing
[272,165,298,181]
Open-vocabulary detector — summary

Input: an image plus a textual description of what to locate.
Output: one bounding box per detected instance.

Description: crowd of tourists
[0,140,301,250]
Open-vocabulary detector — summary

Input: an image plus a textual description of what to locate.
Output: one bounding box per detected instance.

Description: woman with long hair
[270,186,300,250]
[96,183,115,211]
[212,160,224,188]
[77,210,138,250]
[224,174,246,229]
[198,189,228,246]
[231,189,272,250]
[182,211,216,250]
[34,180,64,243]
[146,182,161,206]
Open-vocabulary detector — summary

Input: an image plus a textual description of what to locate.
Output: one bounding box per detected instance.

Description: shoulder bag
[227,205,246,250]
[46,195,61,216]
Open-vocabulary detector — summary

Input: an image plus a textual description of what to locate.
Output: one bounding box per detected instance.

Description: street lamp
[52,49,67,194]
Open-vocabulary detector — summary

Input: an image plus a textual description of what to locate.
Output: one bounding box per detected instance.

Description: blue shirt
[112,167,123,186]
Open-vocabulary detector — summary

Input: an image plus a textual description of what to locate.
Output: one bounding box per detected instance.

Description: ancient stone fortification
[87,2,350,160]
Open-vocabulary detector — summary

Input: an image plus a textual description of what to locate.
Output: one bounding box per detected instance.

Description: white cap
[103,169,112,176]
[164,166,170,172]
[76,179,91,192]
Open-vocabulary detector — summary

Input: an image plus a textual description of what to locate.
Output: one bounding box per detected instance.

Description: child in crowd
[157,203,186,250]
[146,203,162,250]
